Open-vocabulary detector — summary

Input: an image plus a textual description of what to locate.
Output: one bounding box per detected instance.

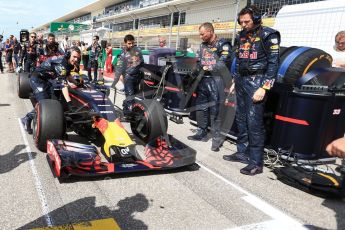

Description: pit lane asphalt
[0,72,344,229]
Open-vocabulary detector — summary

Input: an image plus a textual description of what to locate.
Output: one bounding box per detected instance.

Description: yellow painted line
[31,218,121,230]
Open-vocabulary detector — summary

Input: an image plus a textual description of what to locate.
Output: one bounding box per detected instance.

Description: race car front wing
[47,137,196,178]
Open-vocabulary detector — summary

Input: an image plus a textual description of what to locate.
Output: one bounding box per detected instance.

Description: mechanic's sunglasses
[336,41,345,45]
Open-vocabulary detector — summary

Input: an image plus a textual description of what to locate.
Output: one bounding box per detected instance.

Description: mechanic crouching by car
[223,5,280,175]
[112,34,144,116]
[21,46,81,134]
[187,22,232,152]
[37,33,64,64]
[20,32,38,73]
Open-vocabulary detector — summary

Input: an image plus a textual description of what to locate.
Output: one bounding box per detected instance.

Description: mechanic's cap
[55,65,66,77]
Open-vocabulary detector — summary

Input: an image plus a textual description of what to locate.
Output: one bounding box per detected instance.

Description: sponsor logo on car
[119,163,138,168]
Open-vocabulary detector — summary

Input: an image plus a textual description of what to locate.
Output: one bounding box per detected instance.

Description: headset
[237,6,262,25]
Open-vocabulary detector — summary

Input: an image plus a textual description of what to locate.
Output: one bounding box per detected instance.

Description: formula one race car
[17,73,196,178]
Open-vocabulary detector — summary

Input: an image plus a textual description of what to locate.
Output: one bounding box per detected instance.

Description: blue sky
[0,0,95,39]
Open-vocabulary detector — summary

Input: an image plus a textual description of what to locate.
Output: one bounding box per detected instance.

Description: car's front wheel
[17,72,32,99]
[130,99,168,143]
[33,99,65,152]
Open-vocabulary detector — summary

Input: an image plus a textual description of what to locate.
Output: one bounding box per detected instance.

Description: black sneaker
[223,153,249,164]
[211,138,224,152]
[211,145,220,152]
[240,164,263,176]
[21,117,33,134]
[187,130,208,142]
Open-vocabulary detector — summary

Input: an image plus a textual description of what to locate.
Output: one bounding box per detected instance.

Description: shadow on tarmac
[304,198,345,230]
[0,144,37,174]
[19,194,150,229]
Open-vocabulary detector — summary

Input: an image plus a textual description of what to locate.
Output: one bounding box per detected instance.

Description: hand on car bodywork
[326,137,345,158]
[252,87,266,102]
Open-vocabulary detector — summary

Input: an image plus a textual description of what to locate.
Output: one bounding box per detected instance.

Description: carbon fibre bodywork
[47,136,196,178]
[44,79,196,178]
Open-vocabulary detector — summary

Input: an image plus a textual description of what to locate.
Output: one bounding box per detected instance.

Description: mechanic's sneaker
[223,152,249,164]
[240,164,263,176]
[211,139,223,152]
[211,143,220,152]
[187,129,208,142]
[211,146,219,152]
[21,117,33,134]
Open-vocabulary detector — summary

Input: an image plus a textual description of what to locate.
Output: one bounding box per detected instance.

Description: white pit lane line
[198,163,307,230]
[18,118,53,227]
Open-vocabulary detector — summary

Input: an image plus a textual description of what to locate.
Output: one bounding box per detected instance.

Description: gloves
[55,65,66,77]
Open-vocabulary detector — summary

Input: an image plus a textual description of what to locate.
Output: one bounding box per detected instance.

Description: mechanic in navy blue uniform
[223,6,280,175]
[87,35,102,82]
[37,33,64,64]
[20,32,39,73]
[21,46,81,134]
[113,34,144,115]
[187,22,232,152]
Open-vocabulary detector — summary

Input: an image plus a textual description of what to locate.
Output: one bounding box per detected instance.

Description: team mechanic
[37,33,64,64]
[223,5,280,175]
[187,22,232,152]
[21,46,81,134]
[20,32,39,73]
[112,34,144,116]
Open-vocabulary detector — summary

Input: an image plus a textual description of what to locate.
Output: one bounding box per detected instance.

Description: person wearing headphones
[21,46,81,134]
[222,5,280,175]
[20,32,38,72]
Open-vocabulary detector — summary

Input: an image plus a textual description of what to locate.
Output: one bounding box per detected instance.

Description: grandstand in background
[252,0,327,17]
[32,0,327,50]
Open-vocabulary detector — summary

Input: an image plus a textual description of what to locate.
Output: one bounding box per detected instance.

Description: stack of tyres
[277,46,333,84]
[268,83,345,160]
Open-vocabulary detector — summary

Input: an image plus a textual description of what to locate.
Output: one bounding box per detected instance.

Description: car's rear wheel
[33,99,65,152]
[130,99,168,143]
[17,72,32,99]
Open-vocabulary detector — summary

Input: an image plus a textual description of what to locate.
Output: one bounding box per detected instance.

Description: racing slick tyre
[277,46,332,85]
[130,99,168,143]
[33,99,65,152]
[17,72,32,99]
